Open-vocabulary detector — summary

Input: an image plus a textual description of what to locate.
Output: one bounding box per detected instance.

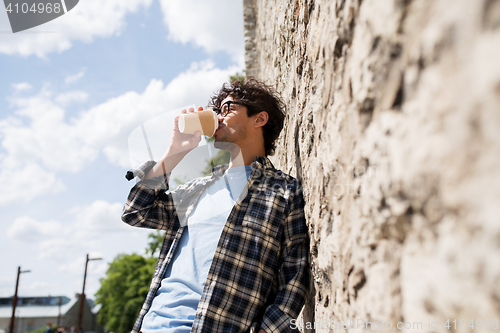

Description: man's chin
[214,141,232,150]
[214,141,240,152]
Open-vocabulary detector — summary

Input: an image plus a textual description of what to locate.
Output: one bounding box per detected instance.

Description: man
[123,79,309,333]
[45,323,53,333]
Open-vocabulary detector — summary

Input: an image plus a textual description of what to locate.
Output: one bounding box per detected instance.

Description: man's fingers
[188,107,195,113]
[181,109,187,114]
[198,106,204,111]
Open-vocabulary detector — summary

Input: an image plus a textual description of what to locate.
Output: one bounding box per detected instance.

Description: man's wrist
[145,150,186,179]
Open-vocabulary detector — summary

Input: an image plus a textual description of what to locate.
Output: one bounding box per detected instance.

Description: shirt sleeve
[121,160,179,230]
[260,184,310,333]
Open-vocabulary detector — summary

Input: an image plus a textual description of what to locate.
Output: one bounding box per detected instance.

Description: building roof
[0,296,71,307]
[0,296,95,319]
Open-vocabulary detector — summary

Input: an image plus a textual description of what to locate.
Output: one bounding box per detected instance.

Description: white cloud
[25,281,49,292]
[0,163,65,206]
[7,216,61,241]
[0,0,153,57]
[55,90,89,106]
[5,200,148,297]
[12,82,32,92]
[72,200,126,236]
[7,200,130,259]
[3,87,98,173]
[75,60,239,167]
[159,0,244,65]
[0,61,240,205]
[64,70,86,84]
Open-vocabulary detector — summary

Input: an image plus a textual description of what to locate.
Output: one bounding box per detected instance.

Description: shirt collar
[211,156,274,176]
[251,156,275,170]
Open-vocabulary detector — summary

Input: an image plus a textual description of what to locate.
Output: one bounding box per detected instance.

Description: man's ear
[254,111,269,128]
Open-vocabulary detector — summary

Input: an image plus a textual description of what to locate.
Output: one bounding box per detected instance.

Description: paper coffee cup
[178,109,219,137]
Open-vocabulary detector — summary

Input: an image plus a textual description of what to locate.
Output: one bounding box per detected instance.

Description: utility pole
[57,296,62,327]
[77,254,101,333]
[9,266,31,333]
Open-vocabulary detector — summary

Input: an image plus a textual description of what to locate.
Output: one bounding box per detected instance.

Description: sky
[0,0,244,302]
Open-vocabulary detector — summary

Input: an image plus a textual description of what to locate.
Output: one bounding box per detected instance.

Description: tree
[94,254,156,333]
[146,230,165,257]
[203,137,231,176]
[203,149,230,176]
[230,71,245,83]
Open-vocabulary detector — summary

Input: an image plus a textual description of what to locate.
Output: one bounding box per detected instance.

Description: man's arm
[122,107,203,229]
[121,168,178,230]
[260,186,310,333]
[144,106,203,180]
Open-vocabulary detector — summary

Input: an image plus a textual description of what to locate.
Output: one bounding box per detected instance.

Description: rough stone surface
[244,0,500,331]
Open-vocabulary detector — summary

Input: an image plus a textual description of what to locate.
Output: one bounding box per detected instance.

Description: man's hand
[167,106,203,156]
[145,106,203,179]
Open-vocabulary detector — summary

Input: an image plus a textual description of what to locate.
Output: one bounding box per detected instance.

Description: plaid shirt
[122,156,309,333]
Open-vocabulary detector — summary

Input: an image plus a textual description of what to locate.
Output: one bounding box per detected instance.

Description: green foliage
[26,327,45,333]
[230,71,246,83]
[94,254,156,333]
[27,324,56,333]
[171,175,188,190]
[146,230,165,257]
[203,149,230,176]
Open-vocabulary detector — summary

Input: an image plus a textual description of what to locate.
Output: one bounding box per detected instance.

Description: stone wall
[244,0,500,331]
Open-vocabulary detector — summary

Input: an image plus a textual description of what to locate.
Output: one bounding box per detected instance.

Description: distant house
[0,296,102,333]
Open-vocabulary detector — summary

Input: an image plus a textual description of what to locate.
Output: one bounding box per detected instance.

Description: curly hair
[208,78,286,156]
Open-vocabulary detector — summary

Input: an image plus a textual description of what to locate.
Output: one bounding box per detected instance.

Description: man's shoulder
[255,160,302,198]
[264,167,297,183]
[173,174,213,193]
[256,157,298,183]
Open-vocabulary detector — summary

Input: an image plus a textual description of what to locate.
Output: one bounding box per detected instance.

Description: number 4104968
[5,2,62,14]
[444,319,499,330]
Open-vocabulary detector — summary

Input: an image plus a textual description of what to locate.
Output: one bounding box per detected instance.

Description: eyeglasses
[214,100,248,117]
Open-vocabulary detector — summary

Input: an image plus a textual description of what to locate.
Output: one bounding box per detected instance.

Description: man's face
[213,96,253,149]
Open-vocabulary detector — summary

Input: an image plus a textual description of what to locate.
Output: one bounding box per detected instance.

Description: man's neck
[228,145,265,168]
